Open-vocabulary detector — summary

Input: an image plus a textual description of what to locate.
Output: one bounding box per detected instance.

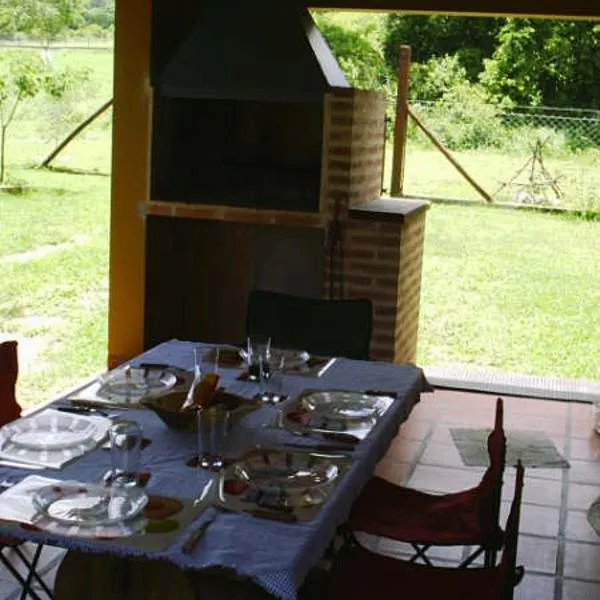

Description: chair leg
[483,548,497,568]
[0,551,44,600]
[15,544,54,600]
[410,544,434,566]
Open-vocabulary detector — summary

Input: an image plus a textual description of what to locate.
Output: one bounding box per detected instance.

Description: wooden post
[108,0,152,368]
[391,45,411,197]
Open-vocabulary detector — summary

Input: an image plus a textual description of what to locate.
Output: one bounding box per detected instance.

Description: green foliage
[313,12,391,92]
[384,14,502,81]
[0,0,84,44]
[408,54,469,103]
[480,19,600,109]
[0,50,88,181]
[82,0,114,30]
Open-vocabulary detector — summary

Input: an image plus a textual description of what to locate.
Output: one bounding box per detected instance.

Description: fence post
[391,45,411,197]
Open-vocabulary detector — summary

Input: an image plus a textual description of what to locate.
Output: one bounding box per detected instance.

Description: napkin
[0,474,54,523]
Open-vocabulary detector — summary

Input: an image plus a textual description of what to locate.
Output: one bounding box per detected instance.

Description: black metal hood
[157,0,349,102]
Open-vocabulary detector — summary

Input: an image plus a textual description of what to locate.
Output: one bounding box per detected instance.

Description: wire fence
[403,101,600,211]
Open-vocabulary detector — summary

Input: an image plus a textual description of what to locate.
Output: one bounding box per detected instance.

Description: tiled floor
[365,389,600,600]
[2,389,600,599]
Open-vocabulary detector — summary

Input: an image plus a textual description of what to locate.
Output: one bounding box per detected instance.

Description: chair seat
[0,535,22,547]
[347,475,503,547]
[328,544,505,600]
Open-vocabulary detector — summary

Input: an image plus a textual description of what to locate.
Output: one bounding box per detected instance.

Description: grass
[1,46,599,408]
[0,47,112,408]
[417,203,600,380]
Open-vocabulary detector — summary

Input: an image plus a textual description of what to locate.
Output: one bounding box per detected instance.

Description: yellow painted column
[107,0,152,368]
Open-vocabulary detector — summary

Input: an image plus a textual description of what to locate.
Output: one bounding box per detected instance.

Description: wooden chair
[329,461,525,600]
[245,289,373,360]
[345,397,506,567]
[0,340,54,600]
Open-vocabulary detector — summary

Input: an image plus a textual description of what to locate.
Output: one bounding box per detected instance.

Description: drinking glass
[109,420,143,487]
[259,354,286,404]
[201,346,220,377]
[246,335,271,382]
[197,405,230,471]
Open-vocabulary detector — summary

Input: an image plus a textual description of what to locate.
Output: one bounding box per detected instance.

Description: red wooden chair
[0,340,54,600]
[329,461,525,600]
[345,397,506,567]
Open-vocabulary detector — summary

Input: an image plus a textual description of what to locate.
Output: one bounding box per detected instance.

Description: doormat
[450,428,570,469]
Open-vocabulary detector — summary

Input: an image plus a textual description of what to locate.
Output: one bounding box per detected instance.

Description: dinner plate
[9,427,96,451]
[299,391,385,424]
[98,366,178,398]
[232,448,338,496]
[239,348,310,369]
[33,482,148,527]
[1,411,100,452]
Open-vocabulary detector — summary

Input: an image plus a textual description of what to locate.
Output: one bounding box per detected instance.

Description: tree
[481,19,600,108]
[0,51,85,183]
[0,0,83,45]
[384,14,503,82]
[314,12,391,92]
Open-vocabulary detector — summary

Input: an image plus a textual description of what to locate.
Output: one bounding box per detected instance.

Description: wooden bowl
[143,389,259,432]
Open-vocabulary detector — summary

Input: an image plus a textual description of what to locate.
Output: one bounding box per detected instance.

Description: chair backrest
[499,460,525,600]
[0,341,22,426]
[477,398,507,541]
[245,289,373,360]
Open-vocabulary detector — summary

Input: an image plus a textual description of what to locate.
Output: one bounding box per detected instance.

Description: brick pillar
[321,87,427,364]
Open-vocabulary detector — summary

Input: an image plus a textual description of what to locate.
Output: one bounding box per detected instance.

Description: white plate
[239,348,310,369]
[9,427,96,451]
[2,412,99,452]
[300,391,385,423]
[33,482,148,527]
[98,366,177,398]
[233,448,338,494]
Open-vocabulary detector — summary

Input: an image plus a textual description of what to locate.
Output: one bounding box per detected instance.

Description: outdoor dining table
[0,339,427,600]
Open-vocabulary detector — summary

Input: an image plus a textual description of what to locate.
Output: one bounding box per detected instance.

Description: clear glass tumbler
[109,419,143,487]
[246,335,271,382]
[197,405,230,470]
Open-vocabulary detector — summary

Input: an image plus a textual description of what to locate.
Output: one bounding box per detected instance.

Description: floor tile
[513,572,555,600]
[506,396,568,418]
[570,436,600,461]
[374,459,412,485]
[562,578,600,600]
[566,483,600,511]
[397,418,432,441]
[565,510,600,543]
[419,441,465,467]
[517,503,561,537]
[563,541,600,581]
[504,414,568,437]
[502,472,563,507]
[570,416,597,439]
[567,459,600,485]
[384,437,423,463]
[517,535,558,574]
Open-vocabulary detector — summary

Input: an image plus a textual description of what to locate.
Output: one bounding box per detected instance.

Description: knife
[57,406,110,417]
[181,512,217,554]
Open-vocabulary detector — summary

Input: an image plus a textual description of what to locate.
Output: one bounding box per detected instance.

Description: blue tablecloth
[0,340,426,600]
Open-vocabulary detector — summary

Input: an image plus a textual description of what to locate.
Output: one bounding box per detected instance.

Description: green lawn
[1,46,599,408]
[0,47,112,408]
[417,203,600,380]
